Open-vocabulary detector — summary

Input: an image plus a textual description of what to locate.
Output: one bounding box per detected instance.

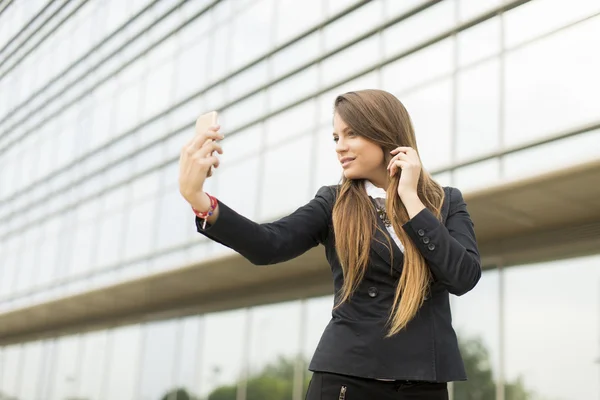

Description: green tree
[207,356,308,400]
[197,334,536,400]
[160,387,200,400]
[453,333,534,400]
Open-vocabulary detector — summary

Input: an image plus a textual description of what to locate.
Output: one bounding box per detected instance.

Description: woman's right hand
[178,120,224,211]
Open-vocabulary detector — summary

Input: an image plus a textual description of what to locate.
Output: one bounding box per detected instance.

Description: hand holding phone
[194,111,220,177]
[179,111,222,210]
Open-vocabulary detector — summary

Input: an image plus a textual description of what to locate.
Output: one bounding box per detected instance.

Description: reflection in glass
[504,16,600,147]
[276,0,323,45]
[261,135,312,219]
[382,39,454,95]
[230,0,275,70]
[505,256,600,400]
[77,331,109,400]
[383,0,454,58]
[502,129,600,182]
[217,157,260,220]
[452,269,500,398]
[198,310,246,399]
[321,36,380,85]
[105,325,143,399]
[0,345,21,399]
[17,341,44,399]
[456,59,500,161]
[138,320,178,399]
[50,336,81,400]
[503,0,600,49]
[402,79,453,170]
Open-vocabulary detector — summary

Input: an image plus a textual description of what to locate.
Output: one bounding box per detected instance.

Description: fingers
[182,127,224,155]
[389,160,409,177]
[390,146,415,155]
[387,152,409,171]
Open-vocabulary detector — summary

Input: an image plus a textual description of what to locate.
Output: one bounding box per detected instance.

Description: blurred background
[0,0,599,399]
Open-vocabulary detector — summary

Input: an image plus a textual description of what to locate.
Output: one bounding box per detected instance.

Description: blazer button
[417,229,425,237]
[422,237,430,244]
[427,243,436,251]
[368,287,378,298]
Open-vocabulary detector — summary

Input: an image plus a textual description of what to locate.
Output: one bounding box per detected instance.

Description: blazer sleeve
[401,187,481,296]
[195,186,334,266]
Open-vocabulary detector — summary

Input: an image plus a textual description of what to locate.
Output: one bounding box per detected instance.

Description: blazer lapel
[368,197,404,273]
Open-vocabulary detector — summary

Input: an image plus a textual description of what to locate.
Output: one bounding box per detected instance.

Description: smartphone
[195,111,219,176]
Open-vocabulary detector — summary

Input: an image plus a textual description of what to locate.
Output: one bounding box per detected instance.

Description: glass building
[0,0,599,399]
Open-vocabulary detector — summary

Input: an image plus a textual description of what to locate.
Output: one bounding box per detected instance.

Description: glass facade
[0,0,599,399]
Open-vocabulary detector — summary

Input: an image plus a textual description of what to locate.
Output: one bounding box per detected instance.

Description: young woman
[179,89,481,399]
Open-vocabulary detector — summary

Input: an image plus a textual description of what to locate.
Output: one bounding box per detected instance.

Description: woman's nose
[335,139,348,153]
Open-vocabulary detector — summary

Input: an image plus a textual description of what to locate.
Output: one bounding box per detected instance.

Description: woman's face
[333,113,385,182]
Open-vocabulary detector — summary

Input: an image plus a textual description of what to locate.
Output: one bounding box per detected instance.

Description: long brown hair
[331,89,445,337]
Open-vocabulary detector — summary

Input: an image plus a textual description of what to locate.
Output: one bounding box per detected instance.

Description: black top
[196,185,481,382]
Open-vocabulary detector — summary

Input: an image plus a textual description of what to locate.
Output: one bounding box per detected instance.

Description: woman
[179,89,481,399]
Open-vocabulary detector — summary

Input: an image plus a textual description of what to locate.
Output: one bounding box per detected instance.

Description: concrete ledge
[1,159,599,345]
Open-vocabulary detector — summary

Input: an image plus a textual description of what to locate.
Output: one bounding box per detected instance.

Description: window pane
[0,345,21,397]
[458,0,501,22]
[266,99,317,147]
[454,159,500,192]
[271,32,320,80]
[219,124,263,165]
[231,0,275,70]
[18,341,45,399]
[268,66,319,113]
[105,325,143,399]
[505,255,600,400]
[260,135,312,219]
[50,336,81,400]
[138,320,178,399]
[218,157,260,221]
[173,316,203,395]
[383,1,455,59]
[199,310,247,399]
[312,125,342,192]
[451,269,500,398]
[457,17,501,68]
[504,16,600,147]
[157,187,195,251]
[402,79,453,170]
[95,210,125,269]
[123,198,157,261]
[456,58,500,161]
[382,39,454,94]
[77,331,109,400]
[504,0,600,49]
[278,1,323,45]
[175,37,210,103]
[321,36,380,85]
[247,301,302,399]
[324,0,382,52]
[502,129,600,181]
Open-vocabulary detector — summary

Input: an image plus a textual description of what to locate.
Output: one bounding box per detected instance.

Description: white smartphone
[195,111,219,176]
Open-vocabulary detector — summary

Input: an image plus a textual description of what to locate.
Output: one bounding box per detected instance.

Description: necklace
[373,198,392,227]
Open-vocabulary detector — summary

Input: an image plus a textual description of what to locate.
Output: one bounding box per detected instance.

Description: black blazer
[196,185,481,382]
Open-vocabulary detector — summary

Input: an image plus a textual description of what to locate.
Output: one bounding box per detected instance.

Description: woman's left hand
[388,146,421,200]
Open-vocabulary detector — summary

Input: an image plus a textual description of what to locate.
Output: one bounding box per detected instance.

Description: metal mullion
[0,0,84,78]
[0,0,449,208]
[0,0,168,132]
[0,0,59,58]
[0,0,369,157]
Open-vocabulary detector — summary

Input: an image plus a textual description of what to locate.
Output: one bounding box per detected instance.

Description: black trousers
[305,371,449,400]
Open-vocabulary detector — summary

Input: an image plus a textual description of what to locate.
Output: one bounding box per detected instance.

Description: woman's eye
[333,137,339,143]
